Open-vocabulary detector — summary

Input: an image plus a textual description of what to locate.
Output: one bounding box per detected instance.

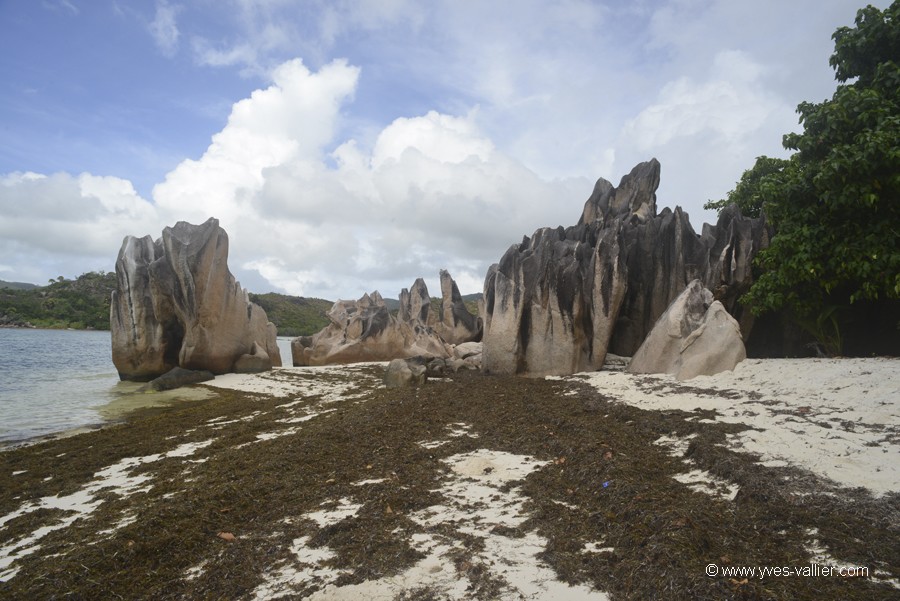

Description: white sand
[9,359,893,593]
[205,364,383,401]
[571,357,900,496]
[249,446,610,601]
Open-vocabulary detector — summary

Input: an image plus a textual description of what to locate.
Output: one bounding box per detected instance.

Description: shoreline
[0,374,217,452]
[1,359,898,598]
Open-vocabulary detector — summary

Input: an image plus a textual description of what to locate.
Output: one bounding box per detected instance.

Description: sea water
[0,329,119,443]
[0,329,295,444]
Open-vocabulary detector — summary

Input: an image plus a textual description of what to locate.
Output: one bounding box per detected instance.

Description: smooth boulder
[139,367,215,392]
[234,342,273,374]
[111,218,281,380]
[627,280,746,380]
[384,358,427,388]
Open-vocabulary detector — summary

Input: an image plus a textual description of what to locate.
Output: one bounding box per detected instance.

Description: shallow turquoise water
[0,329,119,442]
[0,329,294,443]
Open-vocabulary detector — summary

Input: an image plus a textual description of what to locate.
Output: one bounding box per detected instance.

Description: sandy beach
[1,358,898,599]
[568,357,900,496]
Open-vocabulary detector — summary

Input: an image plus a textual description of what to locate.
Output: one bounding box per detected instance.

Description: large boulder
[291,290,449,366]
[399,278,431,324]
[481,159,768,376]
[111,218,282,381]
[482,222,627,377]
[138,367,215,392]
[383,358,427,388]
[627,280,746,380]
[234,342,273,374]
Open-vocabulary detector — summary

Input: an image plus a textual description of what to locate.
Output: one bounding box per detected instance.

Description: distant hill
[0,275,483,335]
[0,280,39,291]
[0,272,117,329]
[248,293,333,337]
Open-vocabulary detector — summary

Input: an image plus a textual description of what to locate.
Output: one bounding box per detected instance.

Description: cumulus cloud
[613,50,799,223]
[6,0,868,296]
[0,171,159,281]
[149,0,180,57]
[150,58,588,298]
[0,57,585,297]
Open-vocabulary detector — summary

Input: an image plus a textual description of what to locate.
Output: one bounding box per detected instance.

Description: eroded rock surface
[291,290,449,366]
[433,269,482,345]
[292,271,480,367]
[627,280,746,380]
[482,159,768,376]
[111,218,281,381]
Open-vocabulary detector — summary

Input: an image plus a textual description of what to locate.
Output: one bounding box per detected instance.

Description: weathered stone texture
[111,218,281,381]
[627,280,746,380]
[292,270,480,367]
[291,290,449,366]
[482,159,768,376]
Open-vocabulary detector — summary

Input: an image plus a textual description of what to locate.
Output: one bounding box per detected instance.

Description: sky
[0,0,886,300]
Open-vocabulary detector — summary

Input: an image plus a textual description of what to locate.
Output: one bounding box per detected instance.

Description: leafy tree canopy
[704,156,789,217]
[713,1,900,354]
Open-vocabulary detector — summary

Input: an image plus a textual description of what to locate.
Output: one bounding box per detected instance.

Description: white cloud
[0,171,159,280]
[614,49,799,223]
[149,0,180,57]
[621,51,783,150]
[150,58,588,298]
[41,0,79,15]
[6,0,885,296]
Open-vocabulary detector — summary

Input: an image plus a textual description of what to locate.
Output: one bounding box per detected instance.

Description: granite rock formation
[138,367,215,392]
[292,271,480,367]
[627,280,746,380]
[433,269,483,345]
[384,358,427,388]
[291,290,449,366]
[482,159,769,376]
[111,218,281,381]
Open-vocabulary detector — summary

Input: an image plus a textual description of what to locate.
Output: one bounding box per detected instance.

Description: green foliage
[0,271,117,330]
[248,293,332,337]
[0,280,39,291]
[740,1,900,355]
[704,156,789,217]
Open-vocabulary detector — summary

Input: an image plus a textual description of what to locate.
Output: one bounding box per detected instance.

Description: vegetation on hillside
[0,274,479,338]
[705,1,900,355]
[248,293,332,337]
[0,280,40,291]
[0,272,117,330]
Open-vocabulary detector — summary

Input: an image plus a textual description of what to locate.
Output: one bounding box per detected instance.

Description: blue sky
[0,0,886,299]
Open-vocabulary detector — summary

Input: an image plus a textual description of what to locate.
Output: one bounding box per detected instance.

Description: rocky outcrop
[292,271,481,367]
[398,278,431,325]
[482,159,769,376]
[291,290,449,366]
[627,280,746,380]
[234,342,274,374]
[433,269,483,345]
[384,358,427,388]
[111,218,281,381]
[138,367,215,392]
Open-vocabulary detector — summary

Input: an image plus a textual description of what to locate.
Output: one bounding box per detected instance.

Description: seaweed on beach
[0,367,897,600]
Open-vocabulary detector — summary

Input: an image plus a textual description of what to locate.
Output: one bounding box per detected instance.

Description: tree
[723,1,900,355]
[704,156,789,217]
